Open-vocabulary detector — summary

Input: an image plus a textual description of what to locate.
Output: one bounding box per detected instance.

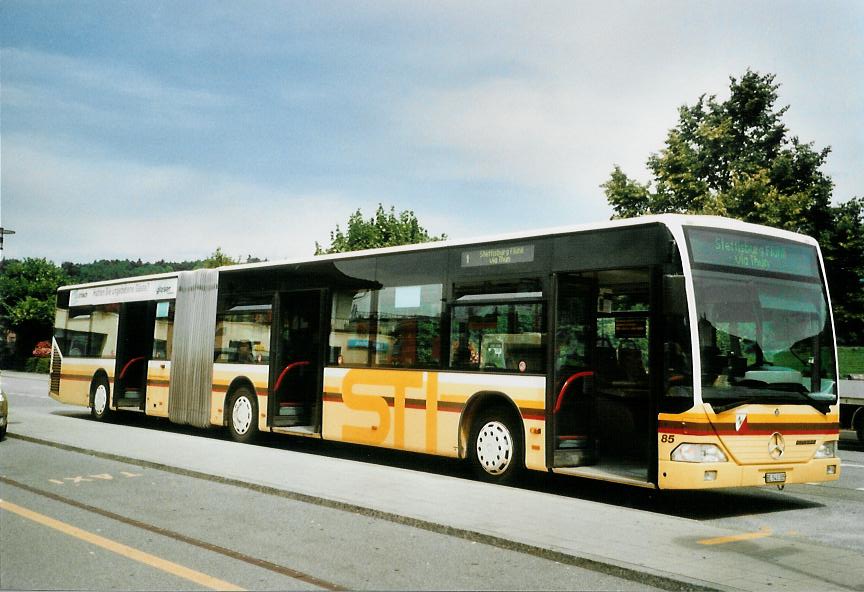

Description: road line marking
[0,499,243,591]
[3,437,696,592]
[698,528,772,545]
[842,463,864,469]
[1,476,347,592]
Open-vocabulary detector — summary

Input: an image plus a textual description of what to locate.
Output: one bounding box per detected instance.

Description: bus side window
[329,289,373,366]
[448,296,546,374]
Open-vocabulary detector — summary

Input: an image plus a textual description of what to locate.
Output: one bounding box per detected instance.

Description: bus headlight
[814,441,837,459]
[671,443,728,463]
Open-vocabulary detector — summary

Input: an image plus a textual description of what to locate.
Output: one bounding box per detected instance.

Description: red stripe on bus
[437,401,464,413]
[322,393,468,414]
[658,420,839,436]
[59,374,95,382]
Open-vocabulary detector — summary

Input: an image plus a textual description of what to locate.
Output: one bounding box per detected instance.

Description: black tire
[90,376,112,422]
[0,425,6,441]
[468,406,524,484]
[854,411,864,444]
[227,386,259,443]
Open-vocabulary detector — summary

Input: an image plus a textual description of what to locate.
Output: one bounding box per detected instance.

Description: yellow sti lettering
[340,369,427,448]
[341,370,391,445]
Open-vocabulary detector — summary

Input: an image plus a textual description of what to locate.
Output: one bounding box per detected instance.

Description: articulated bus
[49,215,841,489]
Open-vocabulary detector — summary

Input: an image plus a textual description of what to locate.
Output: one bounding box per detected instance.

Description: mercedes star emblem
[769,432,786,460]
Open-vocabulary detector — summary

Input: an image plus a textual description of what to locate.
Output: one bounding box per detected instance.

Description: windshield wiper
[709,399,757,413]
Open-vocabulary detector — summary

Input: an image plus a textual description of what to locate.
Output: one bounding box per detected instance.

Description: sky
[1,1,862,264]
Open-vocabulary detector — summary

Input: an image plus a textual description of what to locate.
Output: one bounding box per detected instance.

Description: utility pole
[0,227,15,260]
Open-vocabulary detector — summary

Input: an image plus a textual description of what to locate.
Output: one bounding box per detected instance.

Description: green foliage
[24,356,51,374]
[603,70,833,235]
[0,258,68,328]
[62,258,199,283]
[823,198,864,344]
[602,69,863,344]
[838,347,864,376]
[315,204,446,255]
[0,258,68,369]
[197,247,241,269]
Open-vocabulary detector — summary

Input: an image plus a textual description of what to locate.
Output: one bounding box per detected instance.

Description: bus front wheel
[469,406,524,484]
[227,387,259,444]
[90,376,112,422]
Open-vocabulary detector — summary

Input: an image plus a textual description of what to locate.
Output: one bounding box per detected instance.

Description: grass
[838,346,864,377]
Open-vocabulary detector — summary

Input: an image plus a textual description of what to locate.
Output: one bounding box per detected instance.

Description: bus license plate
[765,472,786,484]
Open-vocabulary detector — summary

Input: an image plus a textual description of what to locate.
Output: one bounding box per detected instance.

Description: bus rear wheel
[469,406,524,484]
[90,376,112,422]
[227,387,259,444]
[854,411,864,443]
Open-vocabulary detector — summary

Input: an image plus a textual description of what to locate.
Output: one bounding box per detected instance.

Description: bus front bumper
[658,457,841,489]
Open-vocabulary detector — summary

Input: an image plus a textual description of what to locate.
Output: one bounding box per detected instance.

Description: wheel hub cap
[232,397,252,434]
[94,385,107,415]
[476,420,513,475]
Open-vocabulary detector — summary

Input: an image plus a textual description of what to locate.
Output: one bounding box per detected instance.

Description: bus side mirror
[663,275,687,316]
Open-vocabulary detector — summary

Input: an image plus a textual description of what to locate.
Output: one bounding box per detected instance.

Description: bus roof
[58,214,818,291]
[220,214,818,274]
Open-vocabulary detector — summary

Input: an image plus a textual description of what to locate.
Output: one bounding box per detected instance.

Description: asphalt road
[2,371,863,590]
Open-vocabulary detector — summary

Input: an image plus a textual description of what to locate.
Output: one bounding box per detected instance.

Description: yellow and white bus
[49,215,841,489]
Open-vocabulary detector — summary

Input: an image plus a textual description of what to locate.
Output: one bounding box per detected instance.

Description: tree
[0,258,68,368]
[315,204,446,255]
[602,70,863,343]
[603,70,833,235]
[822,198,864,345]
[197,247,240,269]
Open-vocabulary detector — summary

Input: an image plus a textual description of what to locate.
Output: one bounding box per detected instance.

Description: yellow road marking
[0,499,243,591]
[698,527,772,545]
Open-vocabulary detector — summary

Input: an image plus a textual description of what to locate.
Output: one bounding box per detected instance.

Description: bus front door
[270,290,325,430]
[114,301,156,411]
[552,270,653,484]
[552,275,597,467]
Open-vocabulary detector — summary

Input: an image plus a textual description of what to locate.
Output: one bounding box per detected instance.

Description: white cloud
[1,136,370,263]
[2,48,229,108]
[396,0,864,209]
[0,48,233,133]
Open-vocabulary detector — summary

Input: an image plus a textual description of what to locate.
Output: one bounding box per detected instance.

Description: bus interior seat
[595,344,618,382]
[617,347,646,383]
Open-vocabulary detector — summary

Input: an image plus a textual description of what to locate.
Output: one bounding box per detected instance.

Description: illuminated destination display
[462,244,535,267]
[687,228,818,277]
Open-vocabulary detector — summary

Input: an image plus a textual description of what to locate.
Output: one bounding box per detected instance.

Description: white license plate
[765,472,786,484]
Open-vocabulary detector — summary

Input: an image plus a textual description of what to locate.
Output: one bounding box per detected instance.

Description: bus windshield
[687,228,837,412]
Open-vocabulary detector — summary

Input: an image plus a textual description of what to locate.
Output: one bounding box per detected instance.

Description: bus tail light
[671,443,728,463]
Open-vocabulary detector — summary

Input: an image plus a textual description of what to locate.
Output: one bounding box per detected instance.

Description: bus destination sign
[462,244,535,268]
[70,277,178,307]
[687,228,818,277]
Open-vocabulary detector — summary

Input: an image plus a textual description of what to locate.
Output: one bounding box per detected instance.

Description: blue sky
[1,1,862,263]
